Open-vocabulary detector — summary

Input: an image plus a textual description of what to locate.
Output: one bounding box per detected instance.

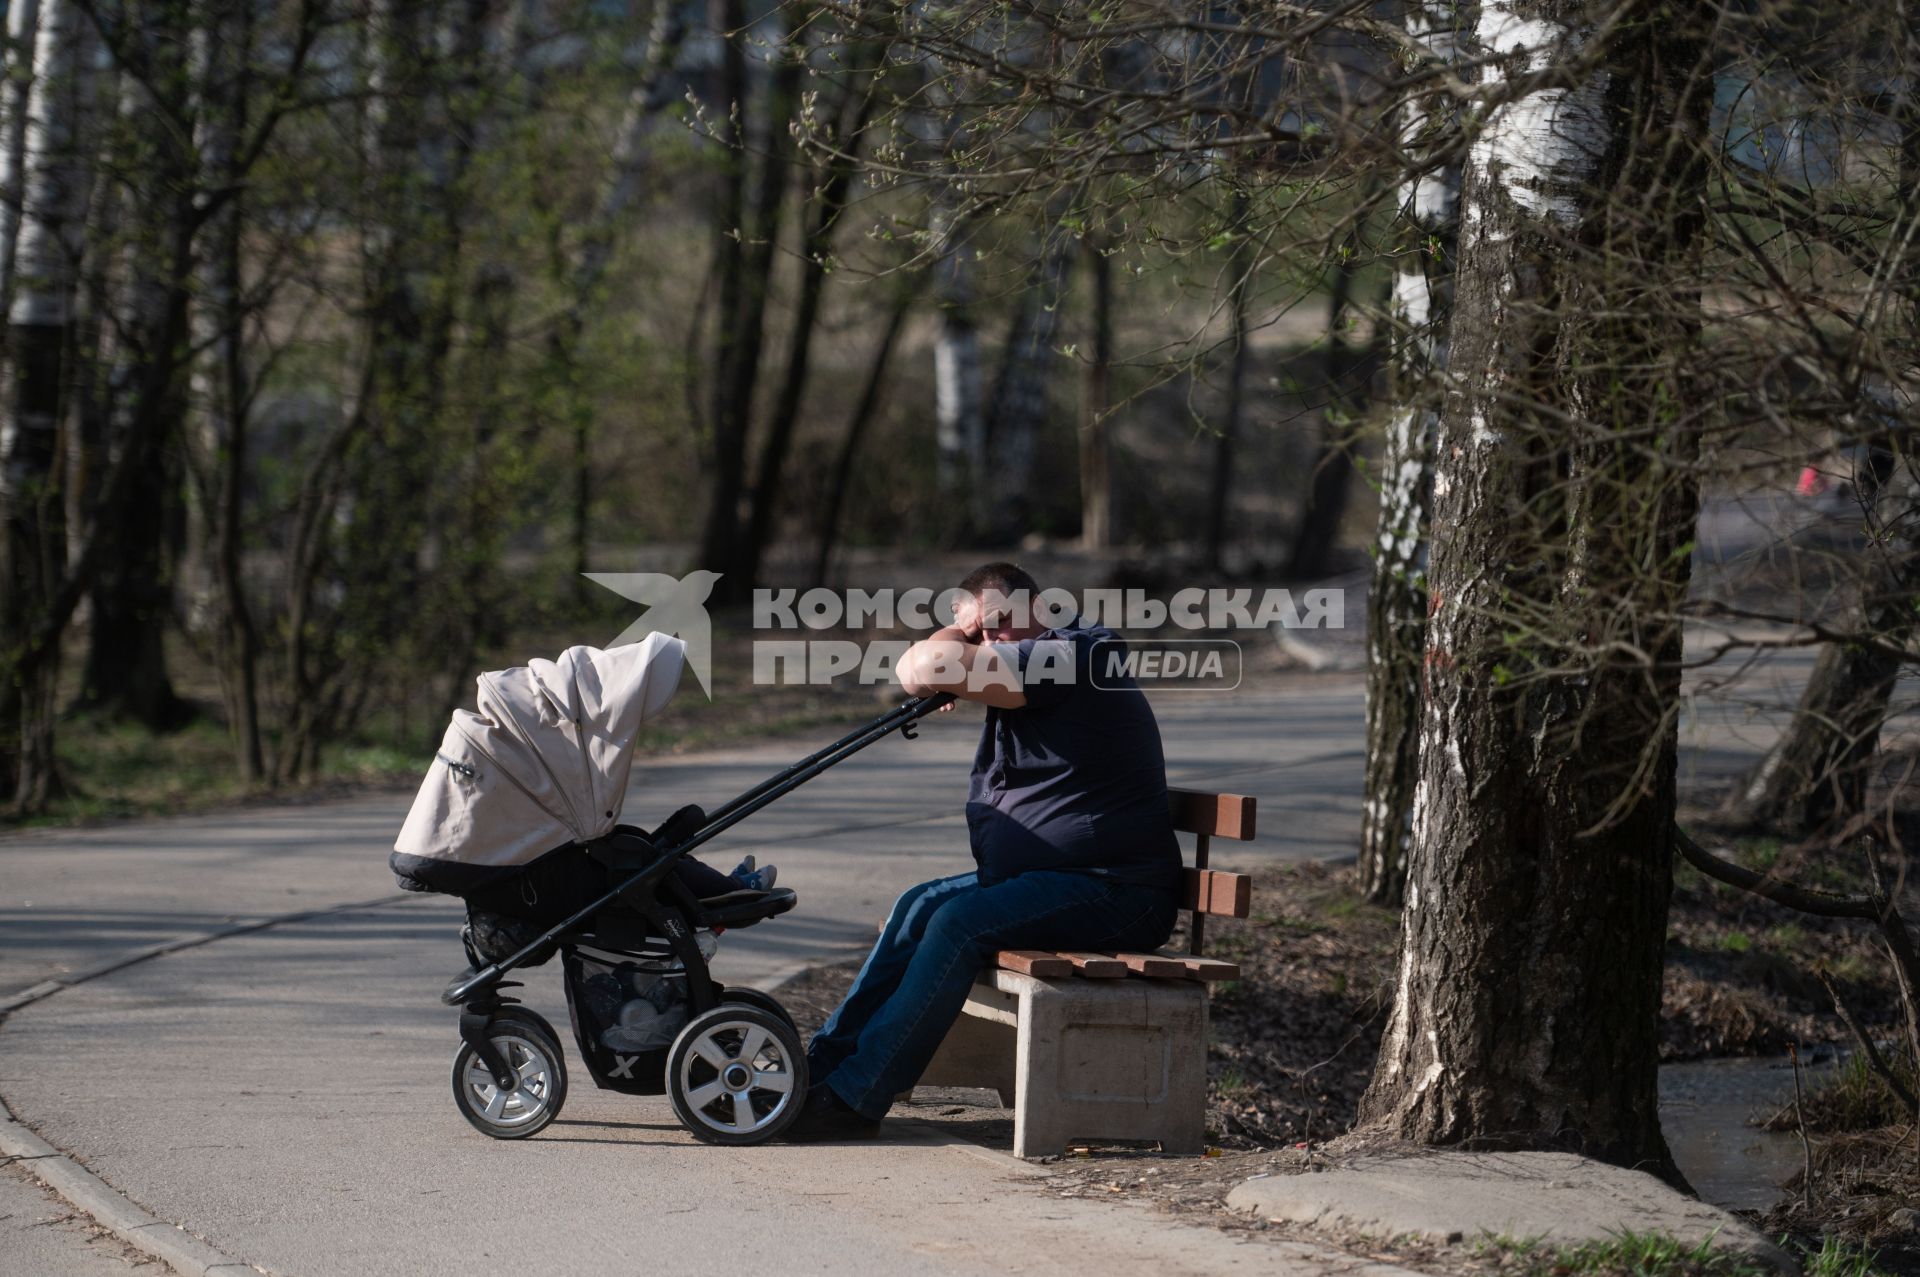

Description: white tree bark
[1359,0,1469,904]
[5,0,82,314]
[0,0,88,805]
[0,0,43,308]
[931,159,984,510]
[572,0,689,299]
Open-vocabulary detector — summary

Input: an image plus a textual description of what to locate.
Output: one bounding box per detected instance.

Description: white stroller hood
[391,635,686,894]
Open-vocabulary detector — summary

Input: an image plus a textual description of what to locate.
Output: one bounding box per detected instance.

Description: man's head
[956,561,1045,642]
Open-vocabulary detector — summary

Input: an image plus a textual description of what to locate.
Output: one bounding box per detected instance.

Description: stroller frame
[442,692,952,1143]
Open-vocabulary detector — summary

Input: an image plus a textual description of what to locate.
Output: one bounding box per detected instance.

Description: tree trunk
[931,170,985,536]
[1724,461,1913,833]
[814,288,912,583]
[572,0,689,306]
[78,17,192,730]
[1359,0,1467,905]
[983,205,1074,544]
[0,0,42,311]
[192,0,263,782]
[1078,235,1112,550]
[735,69,878,590]
[1285,232,1371,580]
[1205,189,1253,573]
[1360,0,1713,1178]
[0,0,87,807]
[699,0,798,595]
[553,0,688,589]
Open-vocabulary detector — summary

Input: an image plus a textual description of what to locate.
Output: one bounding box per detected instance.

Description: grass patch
[1763,1051,1919,1135]
[1475,1230,1773,1276]
[1801,1235,1882,1277]
[13,715,269,828]
[1763,924,1807,952]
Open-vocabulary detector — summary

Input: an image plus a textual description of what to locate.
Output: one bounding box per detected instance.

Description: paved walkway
[0,679,1401,1277]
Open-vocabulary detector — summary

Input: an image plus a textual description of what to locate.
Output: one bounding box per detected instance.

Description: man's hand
[947,594,986,644]
[897,604,1026,709]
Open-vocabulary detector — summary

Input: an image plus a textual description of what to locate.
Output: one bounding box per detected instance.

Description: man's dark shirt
[965,618,1181,891]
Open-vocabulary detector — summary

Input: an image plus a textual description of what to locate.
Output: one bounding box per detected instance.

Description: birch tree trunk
[0,0,42,312]
[555,0,688,579]
[0,0,87,805]
[190,0,263,781]
[1360,0,1714,1175]
[931,172,985,533]
[1359,1,1467,905]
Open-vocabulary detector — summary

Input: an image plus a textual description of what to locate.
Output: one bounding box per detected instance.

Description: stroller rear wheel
[667,1005,807,1144]
[452,1013,569,1139]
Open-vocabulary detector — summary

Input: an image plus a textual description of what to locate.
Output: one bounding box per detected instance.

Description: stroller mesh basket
[563,944,700,1095]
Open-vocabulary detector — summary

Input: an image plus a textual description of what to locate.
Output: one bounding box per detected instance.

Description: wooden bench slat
[1055,952,1128,978]
[1179,868,1252,918]
[1158,953,1240,982]
[995,950,1073,978]
[1209,870,1253,918]
[1109,952,1187,978]
[1167,788,1256,840]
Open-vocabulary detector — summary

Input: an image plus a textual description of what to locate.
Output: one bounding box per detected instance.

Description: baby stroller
[391,635,948,1144]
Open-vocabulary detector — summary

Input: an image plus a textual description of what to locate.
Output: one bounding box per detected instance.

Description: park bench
[912,788,1255,1158]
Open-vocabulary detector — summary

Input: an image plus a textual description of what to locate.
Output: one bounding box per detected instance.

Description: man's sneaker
[731,854,777,892]
[780,1084,881,1142]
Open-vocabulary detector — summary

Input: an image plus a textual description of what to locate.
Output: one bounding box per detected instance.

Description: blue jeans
[807,870,1178,1119]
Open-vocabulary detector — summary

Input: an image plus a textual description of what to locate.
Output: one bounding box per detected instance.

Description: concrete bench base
[914,967,1209,1158]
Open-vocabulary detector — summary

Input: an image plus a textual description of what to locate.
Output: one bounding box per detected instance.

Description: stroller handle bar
[444,692,956,1005]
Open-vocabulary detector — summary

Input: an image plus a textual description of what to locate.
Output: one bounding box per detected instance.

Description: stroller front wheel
[451,1014,568,1139]
[667,1005,808,1144]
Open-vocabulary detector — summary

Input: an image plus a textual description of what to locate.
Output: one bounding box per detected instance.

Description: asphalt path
[0,678,1393,1277]
[0,631,1908,1277]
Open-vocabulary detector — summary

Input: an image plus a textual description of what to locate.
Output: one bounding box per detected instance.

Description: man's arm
[897,624,1028,709]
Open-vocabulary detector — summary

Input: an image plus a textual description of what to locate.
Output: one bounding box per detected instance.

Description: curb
[0,892,419,1277]
[0,1106,258,1276]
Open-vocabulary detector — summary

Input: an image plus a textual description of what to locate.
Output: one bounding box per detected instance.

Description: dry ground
[782,852,1918,1275]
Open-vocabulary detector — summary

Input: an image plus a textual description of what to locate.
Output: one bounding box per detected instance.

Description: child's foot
[731,855,777,892]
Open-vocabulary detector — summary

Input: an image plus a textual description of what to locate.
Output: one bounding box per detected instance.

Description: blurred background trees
[0,0,1912,970]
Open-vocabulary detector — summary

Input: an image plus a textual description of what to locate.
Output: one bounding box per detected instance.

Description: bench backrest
[1168,787,1255,957]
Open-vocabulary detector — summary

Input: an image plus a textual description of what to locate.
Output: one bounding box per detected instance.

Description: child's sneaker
[731,855,778,892]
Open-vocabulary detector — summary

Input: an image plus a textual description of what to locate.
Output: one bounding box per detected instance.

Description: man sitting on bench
[784,562,1181,1142]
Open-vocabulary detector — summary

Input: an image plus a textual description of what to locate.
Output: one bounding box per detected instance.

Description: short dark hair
[959,561,1040,599]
